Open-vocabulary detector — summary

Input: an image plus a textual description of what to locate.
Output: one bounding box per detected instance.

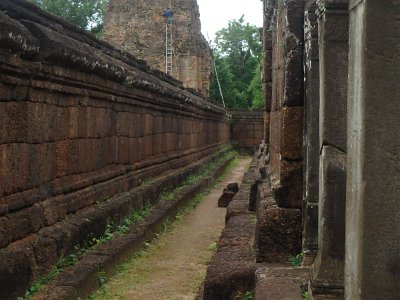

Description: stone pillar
[302,0,320,266]
[269,0,305,210]
[310,0,348,296]
[262,0,274,146]
[346,1,400,299]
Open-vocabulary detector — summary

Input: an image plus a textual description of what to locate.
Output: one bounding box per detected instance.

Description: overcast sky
[196,0,263,41]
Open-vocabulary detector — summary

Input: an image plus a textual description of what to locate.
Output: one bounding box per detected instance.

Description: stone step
[255,266,309,300]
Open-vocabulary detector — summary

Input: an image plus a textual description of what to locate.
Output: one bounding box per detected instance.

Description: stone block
[302,202,319,265]
[0,143,30,196]
[311,146,346,295]
[318,12,349,152]
[226,182,239,193]
[0,217,12,248]
[256,202,302,263]
[281,106,303,160]
[30,143,57,186]
[283,48,304,107]
[0,102,28,144]
[255,266,309,300]
[273,160,303,209]
[0,248,34,300]
[218,190,236,208]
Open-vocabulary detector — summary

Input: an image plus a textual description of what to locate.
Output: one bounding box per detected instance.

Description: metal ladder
[165,21,173,75]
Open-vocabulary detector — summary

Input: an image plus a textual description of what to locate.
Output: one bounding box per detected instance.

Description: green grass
[302,291,312,300]
[208,242,217,251]
[160,190,175,201]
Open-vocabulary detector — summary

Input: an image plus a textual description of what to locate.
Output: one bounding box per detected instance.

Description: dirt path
[92,157,252,300]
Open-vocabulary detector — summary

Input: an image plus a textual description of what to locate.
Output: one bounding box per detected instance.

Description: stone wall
[103,0,211,96]
[229,110,264,154]
[0,1,229,298]
[259,0,400,299]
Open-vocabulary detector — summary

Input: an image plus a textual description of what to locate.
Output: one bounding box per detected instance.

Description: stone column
[302,0,320,266]
[269,0,305,210]
[310,0,348,296]
[346,1,400,299]
[262,0,273,146]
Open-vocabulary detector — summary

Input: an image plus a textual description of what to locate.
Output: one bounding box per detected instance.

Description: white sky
[196,0,263,41]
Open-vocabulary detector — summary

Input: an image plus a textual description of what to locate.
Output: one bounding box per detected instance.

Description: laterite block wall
[0,1,230,298]
[230,110,264,154]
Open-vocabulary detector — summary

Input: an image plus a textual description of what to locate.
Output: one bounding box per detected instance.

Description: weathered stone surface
[302,0,320,265]
[317,1,349,152]
[311,146,346,295]
[272,160,303,209]
[346,1,400,299]
[0,1,234,298]
[103,0,211,95]
[226,182,239,193]
[217,190,236,208]
[0,248,34,300]
[203,213,258,300]
[230,110,264,154]
[256,199,302,263]
[280,107,304,160]
[255,266,309,300]
[266,0,305,212]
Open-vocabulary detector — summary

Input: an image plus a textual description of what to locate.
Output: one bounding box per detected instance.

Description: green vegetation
[302,291,312,300]
[244,291,255,300]
[289,252,304,267]
[210,16,263,109]
[208,242,217,251]
[234,290,255,300]
[18,205,151,299]
[28,0,109,35]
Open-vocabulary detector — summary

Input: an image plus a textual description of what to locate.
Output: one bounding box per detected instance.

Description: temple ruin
[103,0,211,96]
[0,0,399,299]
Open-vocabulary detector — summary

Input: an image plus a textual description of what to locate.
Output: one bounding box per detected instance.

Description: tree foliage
[29,0,109,35]
[210,16,263,109]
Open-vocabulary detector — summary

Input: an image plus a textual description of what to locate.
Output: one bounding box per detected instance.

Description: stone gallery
[0,0,398,299]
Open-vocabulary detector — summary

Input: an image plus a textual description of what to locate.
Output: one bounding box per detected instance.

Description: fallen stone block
[218,190,237,207]
[226,182,239,193]
[218,182,239,207]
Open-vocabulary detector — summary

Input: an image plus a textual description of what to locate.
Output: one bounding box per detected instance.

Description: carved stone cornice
[316,0,349,18]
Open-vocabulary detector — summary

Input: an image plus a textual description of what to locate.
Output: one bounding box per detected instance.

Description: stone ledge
[29,150,235,300]
[203,155,259,300]
[0,147,233,300]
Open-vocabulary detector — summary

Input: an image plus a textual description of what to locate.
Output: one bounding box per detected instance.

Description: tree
[210,16,262,109]
[29,0,109,35]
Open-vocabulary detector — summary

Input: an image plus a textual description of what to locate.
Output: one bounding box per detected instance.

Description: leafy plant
[244,291,255,300]
[98,271,108,286]
[289,252,304,267]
